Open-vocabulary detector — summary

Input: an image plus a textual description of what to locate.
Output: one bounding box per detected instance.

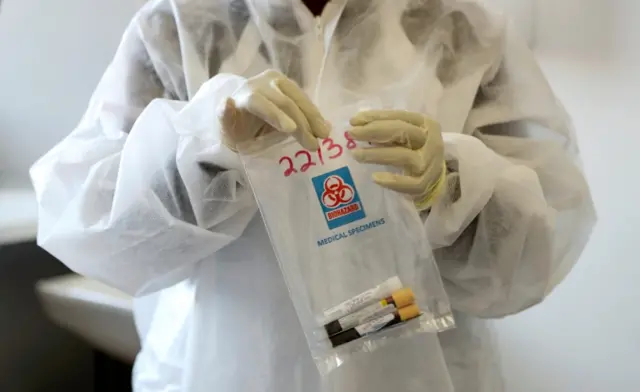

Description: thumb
[220,97,240,132]
[220,97,242,151]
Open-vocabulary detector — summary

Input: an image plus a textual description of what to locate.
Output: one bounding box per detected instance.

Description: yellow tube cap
[398,304,421,321]
[391,288,415,308]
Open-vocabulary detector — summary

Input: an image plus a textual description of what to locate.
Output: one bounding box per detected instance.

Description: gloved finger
[348,120,426,149]
[294,133,320,151]
[350,110,427,128]
[245,91,297,133]
[370,171,426,196]
[261,85,316,149]
[352,146,425,173]
[276,78,331,139]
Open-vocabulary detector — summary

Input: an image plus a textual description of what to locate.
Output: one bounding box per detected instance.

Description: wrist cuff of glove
[414,162,447,212]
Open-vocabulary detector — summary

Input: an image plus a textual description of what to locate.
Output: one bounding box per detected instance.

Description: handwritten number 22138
[278,132,358,177]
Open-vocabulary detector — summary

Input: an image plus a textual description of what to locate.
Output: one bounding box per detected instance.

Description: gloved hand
[348,110,446,210]
[219,70,330,151]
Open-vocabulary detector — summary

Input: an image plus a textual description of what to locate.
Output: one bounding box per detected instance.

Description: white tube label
[322,276,402,322]
[355,313,395,335]
[339,303,395,331]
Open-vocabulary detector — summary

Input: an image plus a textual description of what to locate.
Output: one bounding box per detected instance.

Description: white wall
[495,1,640,391]
[0,0,143,180]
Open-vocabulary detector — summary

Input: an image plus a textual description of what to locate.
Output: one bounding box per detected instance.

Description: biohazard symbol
[321,175,355,209]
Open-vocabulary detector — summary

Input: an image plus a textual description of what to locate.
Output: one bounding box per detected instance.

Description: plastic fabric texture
[238,102,454,374]
[29,0,596,391]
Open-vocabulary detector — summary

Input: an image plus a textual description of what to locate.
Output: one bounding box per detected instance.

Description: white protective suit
[30,0,596,391]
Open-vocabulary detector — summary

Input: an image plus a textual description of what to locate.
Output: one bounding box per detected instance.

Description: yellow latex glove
[219,70,330,151]
[348,110,446,210]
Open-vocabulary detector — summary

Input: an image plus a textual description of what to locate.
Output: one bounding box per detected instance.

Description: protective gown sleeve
[426,27,596,318]
[29,20,256,297]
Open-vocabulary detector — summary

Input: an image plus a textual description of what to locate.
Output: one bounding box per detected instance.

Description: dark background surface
[0,241,132,391]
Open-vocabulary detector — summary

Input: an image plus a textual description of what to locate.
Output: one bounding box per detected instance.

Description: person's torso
[136,0,500,128]
[132,1,505,391]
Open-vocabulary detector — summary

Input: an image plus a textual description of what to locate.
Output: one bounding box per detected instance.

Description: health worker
[30,0,596,391]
